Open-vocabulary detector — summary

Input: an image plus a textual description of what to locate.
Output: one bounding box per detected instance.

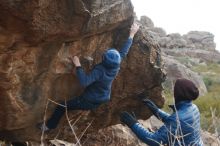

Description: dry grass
[40,98,93,146]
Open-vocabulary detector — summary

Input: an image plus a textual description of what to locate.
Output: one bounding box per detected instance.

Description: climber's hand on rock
[129,22,140,39]
[73,56,81,67]
[120,111,137,128]
[69,56,81,67]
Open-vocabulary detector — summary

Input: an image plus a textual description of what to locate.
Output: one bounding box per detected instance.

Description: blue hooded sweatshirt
[76,38,133,104]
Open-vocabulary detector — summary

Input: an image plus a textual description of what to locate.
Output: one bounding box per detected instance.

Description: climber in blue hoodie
[40,23,140,131]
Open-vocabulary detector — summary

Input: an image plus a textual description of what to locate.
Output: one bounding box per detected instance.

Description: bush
[203,77,213,91]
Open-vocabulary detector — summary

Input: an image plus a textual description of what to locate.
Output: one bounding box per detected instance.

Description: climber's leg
[46,101,66,129]
[46,97,99,129]
[67,97,100,110]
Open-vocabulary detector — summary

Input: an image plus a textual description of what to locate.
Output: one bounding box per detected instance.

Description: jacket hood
[102,49,121,69]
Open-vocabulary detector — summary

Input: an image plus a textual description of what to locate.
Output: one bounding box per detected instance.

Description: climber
[38,22,140,131]
[120,78,203,146]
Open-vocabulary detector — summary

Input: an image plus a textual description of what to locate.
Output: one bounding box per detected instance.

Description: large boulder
[162,54,207,96]
[159,31,216,50]
[147,27,167,42]
[163,33,188,49]
[139,16,166,41]
[0,0,165,143]
[140,16,154,28]
[183,31,216,51]
[139,15,216,51]
[163,48,220,63]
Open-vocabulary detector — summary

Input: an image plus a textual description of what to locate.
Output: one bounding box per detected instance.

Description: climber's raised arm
[119,23,140,59]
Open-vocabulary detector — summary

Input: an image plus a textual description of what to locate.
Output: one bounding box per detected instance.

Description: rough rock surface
[164,48,220,63]
[183,31,216,51]
[0,0,165,142]
[163,33,188,49]
[138,16,208,96]
[140,16,154,28]
[160,31,216,50]
[139,16,216,51]
[162,54,207,96]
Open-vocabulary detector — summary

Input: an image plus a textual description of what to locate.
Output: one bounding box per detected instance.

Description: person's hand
[142,98,159,113]
[129,22,140,38]
[120,111,137,128]
[69,56,81,67]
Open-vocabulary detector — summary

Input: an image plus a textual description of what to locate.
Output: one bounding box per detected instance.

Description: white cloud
[131,0,220,51]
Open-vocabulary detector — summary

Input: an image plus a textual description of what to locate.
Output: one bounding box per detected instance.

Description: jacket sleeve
[131,123,168,146]
[76,67,103,87]
[119,37,133,60]
[155,109,170,123]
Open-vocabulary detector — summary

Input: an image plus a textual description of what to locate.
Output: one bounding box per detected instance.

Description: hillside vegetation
[193,62,220,133]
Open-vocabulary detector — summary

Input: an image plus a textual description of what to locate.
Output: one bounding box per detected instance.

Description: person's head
[102,48,121,68]
[174,78,199,103]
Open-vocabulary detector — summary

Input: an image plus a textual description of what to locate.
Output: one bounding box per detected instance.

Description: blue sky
[131,0,220,51]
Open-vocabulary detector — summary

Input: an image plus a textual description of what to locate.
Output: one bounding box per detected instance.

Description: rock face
[159,31,216,51]
[162,54,207,95]
[139,16,216,51]
[139,16,208,96]
[164,48,220,63]
[140,16,154,28]
[183,31,216,51]
[0,0,165,142]
[158,31,216,50]
[159,31,216,50]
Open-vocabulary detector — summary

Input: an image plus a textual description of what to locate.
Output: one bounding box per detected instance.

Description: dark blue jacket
[131,101,203,146]
[76,38,133,104]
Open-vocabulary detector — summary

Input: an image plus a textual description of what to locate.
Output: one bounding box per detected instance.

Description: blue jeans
[46,97,100,129]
